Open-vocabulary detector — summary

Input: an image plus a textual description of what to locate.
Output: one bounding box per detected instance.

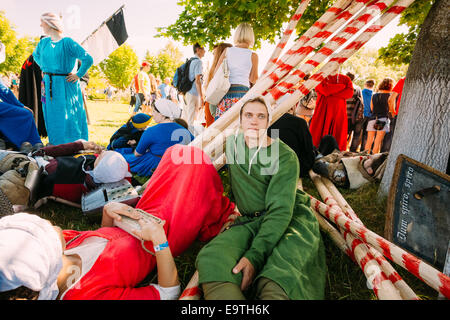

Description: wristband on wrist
[154,241,169,253]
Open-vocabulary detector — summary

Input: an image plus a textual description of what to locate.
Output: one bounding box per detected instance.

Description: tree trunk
[379,0,450,196]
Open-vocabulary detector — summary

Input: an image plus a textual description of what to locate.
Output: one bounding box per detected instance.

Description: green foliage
[144,42,184,81]
[99,44,139,90]
[157,0,315,49]
[378,0,434,66]
[342,48,408,88]
[159,0,432,67]
[0,11,37,75]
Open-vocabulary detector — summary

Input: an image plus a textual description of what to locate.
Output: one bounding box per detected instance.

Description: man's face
[241,101,269,138]
[196,47,205,58]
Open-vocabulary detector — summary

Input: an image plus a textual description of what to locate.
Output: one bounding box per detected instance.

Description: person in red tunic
[309,73,354,151]
[0,144,237,300]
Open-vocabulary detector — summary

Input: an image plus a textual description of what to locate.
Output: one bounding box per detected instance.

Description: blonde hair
[234,23,255,47]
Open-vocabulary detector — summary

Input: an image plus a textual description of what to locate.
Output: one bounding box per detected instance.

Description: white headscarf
[234,96,273,175]
[155,99,182,121]
[41,13,64,33]
[84,151,132,184]
[0,42,5,64]
[0,213,63,300]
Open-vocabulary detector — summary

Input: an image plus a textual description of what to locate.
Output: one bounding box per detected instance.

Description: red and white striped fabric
[309,196,450,299]
[261,0,311,77]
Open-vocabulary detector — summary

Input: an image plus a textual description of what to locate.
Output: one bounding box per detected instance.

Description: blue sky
[1,0,408,73]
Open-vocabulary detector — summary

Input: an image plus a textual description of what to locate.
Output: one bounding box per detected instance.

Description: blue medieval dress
[33,37,93,145]
[0,79,42,149]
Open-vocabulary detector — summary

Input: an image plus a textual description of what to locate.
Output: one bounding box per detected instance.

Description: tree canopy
[378,0,434,65]
[158,0,432,66]
[144,42,184,81]
[99,44,139,90]
[0,11,37,75]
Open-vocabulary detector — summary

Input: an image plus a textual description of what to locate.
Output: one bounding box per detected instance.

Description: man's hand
[66,73,80,83]
[132,218,167,244]
[102,202,141,227]
[82,141,103,153]
[233,257,256,291]
[127,140,137,146]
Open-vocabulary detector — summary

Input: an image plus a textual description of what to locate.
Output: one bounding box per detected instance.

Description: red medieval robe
[309,74,354,151]
[61,145,235,300]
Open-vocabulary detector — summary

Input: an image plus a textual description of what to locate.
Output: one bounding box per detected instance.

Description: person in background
[361,79,375,150]
[159,77,178,104]
[364,78,394,155]
[383,77,405,153]
[345,72,365,152]
[0,51,42,153]
[183,43,205,130]
[309,73,354,152]
[295,74,316,125]
[204,43,233,127]
[268,97,316,178]
[134,62,152,116]
[214,23,259,120]
[33,13,93,146]
[108,113,152,151]
[121,99,194,177]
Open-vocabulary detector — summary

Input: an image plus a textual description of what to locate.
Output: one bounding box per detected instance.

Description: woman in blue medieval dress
[33,13,93,145]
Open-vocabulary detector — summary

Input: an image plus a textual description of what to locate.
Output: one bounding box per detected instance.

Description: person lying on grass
[116,99,193,178]
[0,144,238,300]
[0,140,132,208]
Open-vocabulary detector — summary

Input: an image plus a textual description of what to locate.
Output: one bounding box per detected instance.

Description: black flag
[82,6,129,65]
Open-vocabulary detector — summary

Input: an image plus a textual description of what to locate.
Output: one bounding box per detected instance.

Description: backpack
[173,57,199,94]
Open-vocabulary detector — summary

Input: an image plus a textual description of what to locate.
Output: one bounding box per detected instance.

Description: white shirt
[227,47,253,87]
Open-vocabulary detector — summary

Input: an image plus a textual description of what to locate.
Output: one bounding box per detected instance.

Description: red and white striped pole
[267,0,394,99]
[190,0,357,150]
[261,0,311,77]
[270,0,416,122]
[197,0,416,165]
[309,195,450,298]
[310,172,404,299]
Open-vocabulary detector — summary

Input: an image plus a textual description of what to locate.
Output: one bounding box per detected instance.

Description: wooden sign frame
[385,154,450,271]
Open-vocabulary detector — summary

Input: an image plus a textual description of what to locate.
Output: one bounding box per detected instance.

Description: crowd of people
[0,13,407,301]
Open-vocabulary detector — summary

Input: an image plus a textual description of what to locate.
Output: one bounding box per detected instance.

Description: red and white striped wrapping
[270,0,416,122]
[263,0,374,89]
[190,0,357,150]
[179,271,202,300]
[261,0,311,77]
[267,0,394,100]
[310,172,403,299]
[318,176,419,300]
[197,0,415,166]
[309,195,450,298]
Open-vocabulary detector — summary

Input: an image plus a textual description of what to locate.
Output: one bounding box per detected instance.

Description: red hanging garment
[309,74,354,151]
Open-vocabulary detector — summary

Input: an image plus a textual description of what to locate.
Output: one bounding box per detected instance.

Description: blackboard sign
[385,155,450,271]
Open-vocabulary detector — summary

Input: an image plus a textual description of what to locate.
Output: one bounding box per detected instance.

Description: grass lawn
[32,100,437,300]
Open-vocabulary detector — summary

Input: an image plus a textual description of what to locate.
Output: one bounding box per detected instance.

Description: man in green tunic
[196,96,327,300]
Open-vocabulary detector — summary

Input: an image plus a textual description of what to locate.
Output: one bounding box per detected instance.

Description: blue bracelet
[154,241,169,253]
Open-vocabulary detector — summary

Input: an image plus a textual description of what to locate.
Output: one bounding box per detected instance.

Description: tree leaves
[378,0,434,66]
[99,44,139,90]
[144,42,184,81]
[158,0,433,67]
[0,11,37,75]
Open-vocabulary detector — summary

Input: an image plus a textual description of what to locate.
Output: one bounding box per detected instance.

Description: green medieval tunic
[196,133,327,300]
